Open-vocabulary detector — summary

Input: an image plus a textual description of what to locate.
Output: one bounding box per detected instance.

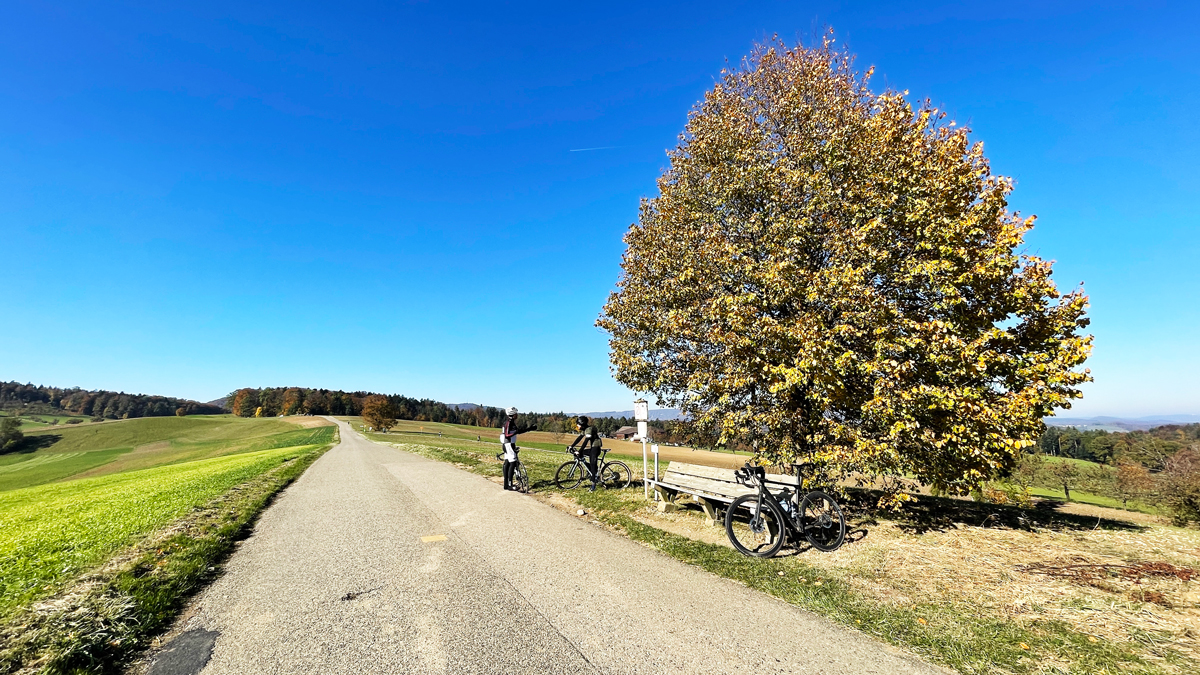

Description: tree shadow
[1,433,61,455]
[841,487,1145,534]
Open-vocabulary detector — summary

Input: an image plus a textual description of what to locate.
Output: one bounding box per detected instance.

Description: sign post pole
[634,399,649,500]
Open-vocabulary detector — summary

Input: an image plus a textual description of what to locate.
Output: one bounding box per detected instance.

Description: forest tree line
[225,386,679,438]
[0,381,224,420]
[1038,424,1200,470]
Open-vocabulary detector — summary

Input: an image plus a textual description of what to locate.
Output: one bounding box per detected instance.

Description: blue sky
[2,1,1197,416]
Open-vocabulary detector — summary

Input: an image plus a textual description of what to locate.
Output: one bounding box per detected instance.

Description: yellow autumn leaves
[597,34,1092,500]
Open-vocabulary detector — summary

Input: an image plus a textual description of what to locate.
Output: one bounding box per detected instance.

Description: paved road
[149,419,944,675]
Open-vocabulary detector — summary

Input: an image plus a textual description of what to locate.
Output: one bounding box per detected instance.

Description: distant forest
[1040,423,1200,470]
[0,382,225,420]
[226,386,677,438]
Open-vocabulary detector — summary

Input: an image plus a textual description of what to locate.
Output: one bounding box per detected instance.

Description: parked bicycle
[554,448,632,490]
[724,462,846,557]
[495,453,530,493]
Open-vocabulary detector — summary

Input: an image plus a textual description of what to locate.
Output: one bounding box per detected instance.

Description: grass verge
[0,439,334,674]
[373,434,1192,675]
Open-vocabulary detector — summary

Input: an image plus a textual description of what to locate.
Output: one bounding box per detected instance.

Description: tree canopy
[0,417,22,453]
[360,395,398,432]
[599,35,1092,498]
[0,381,223,420]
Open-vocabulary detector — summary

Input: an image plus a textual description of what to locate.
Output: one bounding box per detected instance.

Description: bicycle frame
[744,470,792,528]
[566,449,610,481]
[735,465,806,533]
[727,462,847,555]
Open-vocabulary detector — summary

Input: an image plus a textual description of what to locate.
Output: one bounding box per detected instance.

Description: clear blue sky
[2,1,1197,417]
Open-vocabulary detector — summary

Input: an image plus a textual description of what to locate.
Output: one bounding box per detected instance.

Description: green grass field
[1015,456,1162,514]
[340,416,660,463]
[0,411,93,431]
[1042,455,1112,471]
[0,444,325,618]
[0,415,338,673]
[0,415,337,660]
[0,416,333,492]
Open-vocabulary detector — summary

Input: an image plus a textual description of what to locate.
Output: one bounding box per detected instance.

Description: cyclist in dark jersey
[566,415,603,491]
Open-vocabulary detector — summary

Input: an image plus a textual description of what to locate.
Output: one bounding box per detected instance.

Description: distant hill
[1046,414,1200,432]
[446,403,481,411]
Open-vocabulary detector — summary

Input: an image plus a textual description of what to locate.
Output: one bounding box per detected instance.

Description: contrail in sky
[569,146,622,152]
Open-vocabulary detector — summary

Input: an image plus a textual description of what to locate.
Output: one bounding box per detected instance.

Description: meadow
[0,444,321,617]
[338,416,747,469]
[12,414,92,431]
[0,415,333,492]
[0,415,337,674]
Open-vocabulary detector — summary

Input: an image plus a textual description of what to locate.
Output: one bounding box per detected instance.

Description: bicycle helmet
[575,415,589,428]
[507,406,518,417]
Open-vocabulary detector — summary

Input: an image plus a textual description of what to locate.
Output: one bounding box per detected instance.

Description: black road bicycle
[554,448,632,490]
[724,463,846,557]
[495,453,530,493]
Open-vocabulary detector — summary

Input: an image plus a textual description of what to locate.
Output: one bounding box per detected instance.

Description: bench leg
[695,497,720,526]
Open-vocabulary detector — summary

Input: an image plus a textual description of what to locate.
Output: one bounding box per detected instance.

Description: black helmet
[575,415,589,428]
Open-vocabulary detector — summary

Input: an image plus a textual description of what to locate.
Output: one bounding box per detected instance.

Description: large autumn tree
[598,35,1092,497]
[361,395,397,433]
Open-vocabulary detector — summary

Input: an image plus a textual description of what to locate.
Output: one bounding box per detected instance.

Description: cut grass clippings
[0,439,334,674]
[378,435,1188,675]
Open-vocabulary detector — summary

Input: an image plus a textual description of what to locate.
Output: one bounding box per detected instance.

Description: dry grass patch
[624,490,1200,671]
[822,522,1200,659]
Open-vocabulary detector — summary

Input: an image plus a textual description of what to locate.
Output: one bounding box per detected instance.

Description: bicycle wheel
[599,461,632,489]
[555,461,583,489]
[724,494,787,558]
[798,490,846,552]
[513,463,530,493]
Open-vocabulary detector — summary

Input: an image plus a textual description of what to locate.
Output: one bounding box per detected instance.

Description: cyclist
[566,415,603,491]
[500,407,535,491]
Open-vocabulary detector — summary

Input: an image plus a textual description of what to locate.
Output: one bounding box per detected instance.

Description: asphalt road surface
[148,418,944,675]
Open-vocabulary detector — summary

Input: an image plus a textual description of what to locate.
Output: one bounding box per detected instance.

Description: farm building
[610,425,639,440]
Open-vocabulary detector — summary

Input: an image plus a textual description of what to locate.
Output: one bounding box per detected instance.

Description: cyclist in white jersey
[500,407,536,491]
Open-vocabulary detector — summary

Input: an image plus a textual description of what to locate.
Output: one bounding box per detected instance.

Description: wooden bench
[648,462,800,525]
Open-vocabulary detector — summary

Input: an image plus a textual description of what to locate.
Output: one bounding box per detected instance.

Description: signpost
[634,398,649,499]
[651,443,660,495]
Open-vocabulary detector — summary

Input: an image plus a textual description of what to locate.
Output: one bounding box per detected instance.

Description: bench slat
[655,476,755,501]
[650,480,749,504]
[661,474,740,494]
[663,461,800,488]
[663,462,739,482]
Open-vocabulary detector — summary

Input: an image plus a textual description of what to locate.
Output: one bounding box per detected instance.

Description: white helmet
[507,406,518,417]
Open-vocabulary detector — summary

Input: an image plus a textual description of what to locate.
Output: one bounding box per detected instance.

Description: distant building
[611,425,639,440]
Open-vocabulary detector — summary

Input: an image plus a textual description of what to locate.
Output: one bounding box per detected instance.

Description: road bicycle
[725,462,846,557]
[554,448,632,490]
[495,452,530,493]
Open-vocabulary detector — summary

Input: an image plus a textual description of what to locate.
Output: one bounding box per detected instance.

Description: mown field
[0,444,325,616]
[336,416,748,469]
[0,415,332,492]
[359,426,1200,675]
[0,415,337,674]
[0,410,93,432]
